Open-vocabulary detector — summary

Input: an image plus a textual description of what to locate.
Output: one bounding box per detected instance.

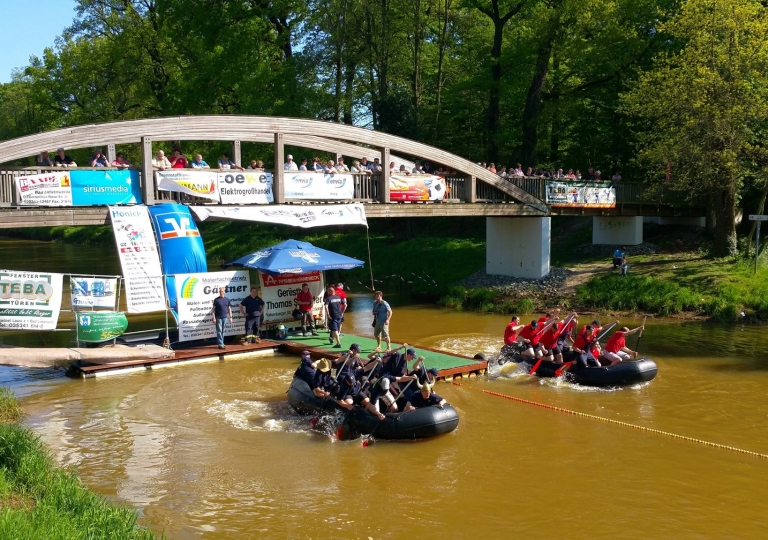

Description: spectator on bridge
[37,151,54,167]
[152,150,171,170]
[512,164,524,177]
[556,168,565,178]
[389,161,396,174]
[412,162,423,174]
[218,153,243,171]
[575,169,582,180]
[595,169,602,180]
[283,154,298,171]
[310,157,323,172]
[398,164,411,176]
[481,162,487,169]
[88,148,109,167]
[350,160,362,173]
[112,153,132,168]
[498,166,508,178]
[298,157,308,170]
[535,166,545,177]
[487,163,497,174]
[169,150,188,169]
[54,148,77,167]
[190,154,210,169]
[584,167,596,180]
[435,165,447,175]
[566,169,576,179]
[337,157,350,172]
[359,157,373,175]
[247,160,264,171]
[423,161,432,174]
[611,170,622,182]
[371,157,383,172]
[525,166,533,177]
[325,160,338,174]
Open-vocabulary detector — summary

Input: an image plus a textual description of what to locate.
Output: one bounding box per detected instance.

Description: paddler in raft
[404,380,446,411]
[564,324,601,368]
[602,325,644,366]
[335,372,386,421]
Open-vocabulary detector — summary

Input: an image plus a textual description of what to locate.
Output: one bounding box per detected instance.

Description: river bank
[0,388,157,539]
[2,217,766,322]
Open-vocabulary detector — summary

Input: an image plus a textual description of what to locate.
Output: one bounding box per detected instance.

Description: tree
[622,0,768,256]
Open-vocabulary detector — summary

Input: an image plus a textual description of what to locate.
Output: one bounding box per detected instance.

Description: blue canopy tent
[222,239,365,275]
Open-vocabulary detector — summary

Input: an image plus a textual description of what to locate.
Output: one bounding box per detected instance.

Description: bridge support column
[379,146,390,203]
[140,136,155,206]
[231,140,241,167]
[486,217,550,279]
[273,133,285,204]
[592,216,643,245]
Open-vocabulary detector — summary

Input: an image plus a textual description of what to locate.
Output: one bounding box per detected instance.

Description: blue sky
[0,0,78,83]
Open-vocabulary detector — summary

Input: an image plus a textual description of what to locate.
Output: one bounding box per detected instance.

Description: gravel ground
[575,242,659,257]
[458,267,571,295]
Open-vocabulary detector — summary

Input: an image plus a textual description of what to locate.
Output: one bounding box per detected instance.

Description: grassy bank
[0,388,158,539]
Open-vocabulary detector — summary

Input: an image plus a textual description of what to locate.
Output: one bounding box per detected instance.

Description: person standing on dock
[296,283,318,336]
[372,291,392,352]
[239,287,265,344]
[324,285,346,348]
[211,288,233,349]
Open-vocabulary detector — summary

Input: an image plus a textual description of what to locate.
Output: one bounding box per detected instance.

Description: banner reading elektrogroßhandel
[156,170,219,201]
[15,172,73,206]
[546,181,616,208]
[389,174,446,201]
[70,169,142,205]
[108,206,167,313]
[174,271,250,342]
[0,270,63,330]
[218,171,273,204]
[258,271,325,325]
[284,172,355,200]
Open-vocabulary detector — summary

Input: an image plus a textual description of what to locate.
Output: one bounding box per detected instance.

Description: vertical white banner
[0,270,64,330]
[174,271,250,342]
[108,206,166,313]
[258,271,325,324]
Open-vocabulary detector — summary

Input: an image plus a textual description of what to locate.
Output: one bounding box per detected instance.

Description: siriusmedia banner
[258,271,325,324]
[546,181,616,208]
[0,270,64,330]
[76,311,128,343]
[148,204,208,310]
[174,271,250,342]
[70,170,142,205]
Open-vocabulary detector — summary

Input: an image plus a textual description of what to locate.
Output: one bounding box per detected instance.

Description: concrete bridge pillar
[486,217,550,279]
[592,216,643,245]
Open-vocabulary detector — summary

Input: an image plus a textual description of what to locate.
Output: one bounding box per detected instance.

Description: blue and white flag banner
[284,172,355,200]
[108,206,166,313]
[191,204,368,228]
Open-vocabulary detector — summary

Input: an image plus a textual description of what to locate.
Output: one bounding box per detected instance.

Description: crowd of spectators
[478,161,621,182]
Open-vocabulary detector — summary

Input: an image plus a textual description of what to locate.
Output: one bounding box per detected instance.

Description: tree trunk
[487,18,504,164]
[521,37,553,167]
[745,174,768,255]
[711,184,738,257]
[343,60,357,125]
[434,0,452,134]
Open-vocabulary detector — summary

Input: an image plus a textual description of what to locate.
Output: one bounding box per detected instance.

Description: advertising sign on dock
[76,311,128,343]
[0,270,63,330]
[70,276,118,309]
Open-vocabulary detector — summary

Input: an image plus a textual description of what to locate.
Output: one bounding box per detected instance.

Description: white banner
[546,181,616,208]
[191,204,368,228]
[258,271,325,325]
[175,271,250,342]
[0,270,63,330]
[108,206,167,313]
[156,170,220,201]
[15,172,73,206]
[218,171,273,204]
[70,277,118,309]
[284,172,355,200]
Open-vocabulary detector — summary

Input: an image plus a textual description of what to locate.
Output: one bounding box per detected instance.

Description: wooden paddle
[635,315,648,358]
[555,321,618,377]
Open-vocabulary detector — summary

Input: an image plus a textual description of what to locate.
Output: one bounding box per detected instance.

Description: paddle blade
[362,437,373,447]
[529,358,543,375]
[555,361,573,377]
[310,417,318,429]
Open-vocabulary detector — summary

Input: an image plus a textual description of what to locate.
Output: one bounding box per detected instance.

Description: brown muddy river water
[2,239,768,538]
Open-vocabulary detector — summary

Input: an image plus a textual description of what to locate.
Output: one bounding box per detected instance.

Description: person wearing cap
[372,290,392,353]
[311,359,333,398]
[37,151,54,167]
[380,344,417,396]
[333,343,362,379]
[323,284,346,348]
[294,350,319,387]
[370,376,397,414]
[296,283,318,336]
[404,380,445,411]
[54,148,76,167]
[335,373,386,420]
[284,154,298,171]
[239,286,265,344]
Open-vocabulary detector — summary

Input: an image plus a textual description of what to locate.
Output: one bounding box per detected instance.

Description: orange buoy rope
[452,382,768,460]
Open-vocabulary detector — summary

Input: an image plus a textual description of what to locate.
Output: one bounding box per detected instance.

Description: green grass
[0,388,23,425]
[0,389,158,539]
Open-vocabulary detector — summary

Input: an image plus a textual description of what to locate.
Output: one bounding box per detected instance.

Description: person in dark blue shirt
[336,373,385,420]
[323,285,346,348]
[239,287,265,343]
[211,288,232,349]
[404,381,446,411]
[333,343,361,379]
[294,350,318,387]
[311,358,333,398]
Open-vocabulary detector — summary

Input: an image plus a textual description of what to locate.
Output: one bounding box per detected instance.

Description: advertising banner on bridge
[155,170,219,201]
[174,271,250,342]
[0,270,63,330]
[284,172,355,200]
[108,206,167,313]
[389,174,447,202]
[76,311,128,343]
[258,271,325,325]
[191,204,368,228]
[218,171,273,204]
[70,276,118,309]
[546,181,616,208]
[15,171,73,206]
[69,169,142,205]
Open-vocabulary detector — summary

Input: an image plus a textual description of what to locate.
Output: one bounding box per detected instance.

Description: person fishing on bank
[603,325,644,365]
[323,285,346,348]
[239,286,264,344]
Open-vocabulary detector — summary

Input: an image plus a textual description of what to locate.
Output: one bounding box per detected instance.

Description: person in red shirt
[335,283,348,337]
[603,325,644,365]
[518,320,542,360]
[567,324,601,368]
[500,316,525,360]
[169,150,188,168]
[540,319,565,363]
[559,314,579,352]
[295,283,317,336]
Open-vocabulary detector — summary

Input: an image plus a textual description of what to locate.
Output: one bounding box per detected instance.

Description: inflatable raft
[493,354,658,387]
[287,378,460,440]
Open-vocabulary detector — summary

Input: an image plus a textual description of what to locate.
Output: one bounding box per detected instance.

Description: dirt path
[561,262,608,296]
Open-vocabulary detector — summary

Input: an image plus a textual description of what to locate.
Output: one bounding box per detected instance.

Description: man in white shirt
[284,154,298,171]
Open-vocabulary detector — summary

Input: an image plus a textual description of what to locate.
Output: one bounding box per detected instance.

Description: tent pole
[366,227,375,291]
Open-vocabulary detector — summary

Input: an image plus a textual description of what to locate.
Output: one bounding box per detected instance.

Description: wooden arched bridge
[0,115,702,229]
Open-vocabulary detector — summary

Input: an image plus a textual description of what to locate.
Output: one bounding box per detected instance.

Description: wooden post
[140,136,155,206]
[273,133,285,204]
[107,143,116,164]
[231,140,241,167]
[379,146,390,203]
[467,175,477,203]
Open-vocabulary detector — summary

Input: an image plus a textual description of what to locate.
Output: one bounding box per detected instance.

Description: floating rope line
[453,382,768,460]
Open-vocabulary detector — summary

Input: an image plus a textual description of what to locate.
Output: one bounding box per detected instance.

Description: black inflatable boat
[287,378,460,440]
